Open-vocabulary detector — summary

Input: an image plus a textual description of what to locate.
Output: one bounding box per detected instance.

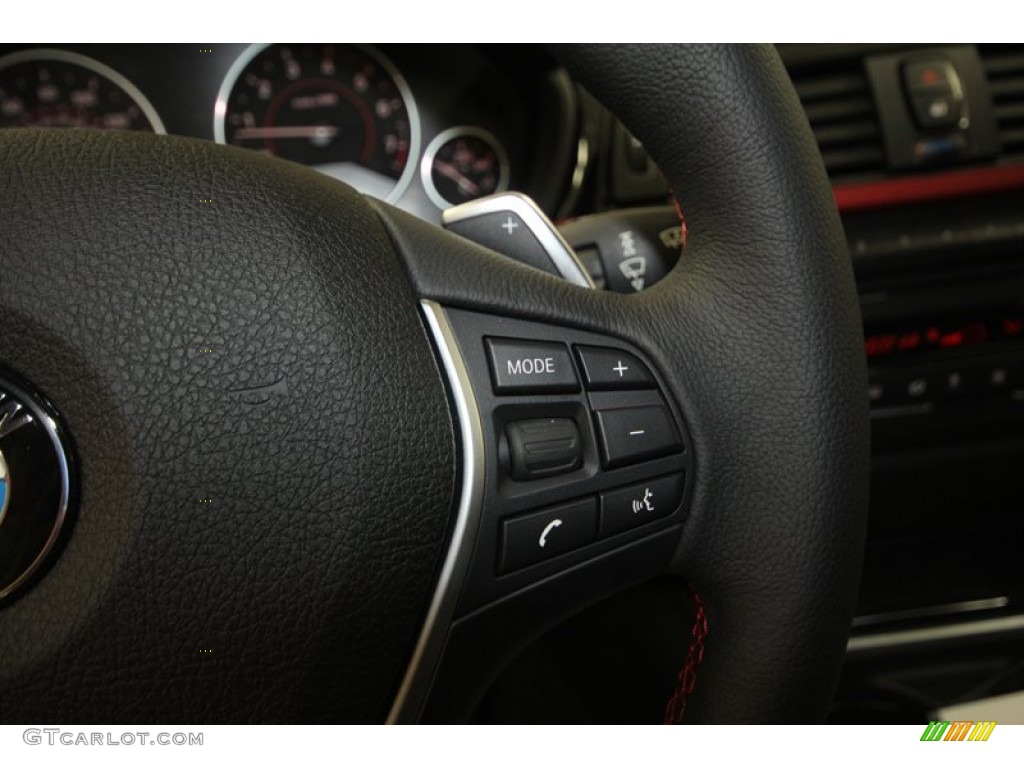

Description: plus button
[613,361,629,377]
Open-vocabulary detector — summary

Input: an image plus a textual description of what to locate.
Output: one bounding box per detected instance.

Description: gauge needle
[434,160,481,196]
[234,125,338,141]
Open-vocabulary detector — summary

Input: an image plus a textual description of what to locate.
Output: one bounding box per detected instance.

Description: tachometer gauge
[215,43,420,203]
[0,48,164,132]
[422,126,510,209]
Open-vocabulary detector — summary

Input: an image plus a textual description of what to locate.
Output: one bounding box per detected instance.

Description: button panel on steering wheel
[440,307,694,614]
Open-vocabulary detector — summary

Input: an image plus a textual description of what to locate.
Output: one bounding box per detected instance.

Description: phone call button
[499,498,597,574]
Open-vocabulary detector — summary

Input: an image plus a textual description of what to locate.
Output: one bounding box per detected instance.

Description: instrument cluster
[0,43,578,222]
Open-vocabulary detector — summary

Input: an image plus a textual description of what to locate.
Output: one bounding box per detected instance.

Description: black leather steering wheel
[0,44,869,723]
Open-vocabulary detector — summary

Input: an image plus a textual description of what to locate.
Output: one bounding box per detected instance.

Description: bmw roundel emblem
[0,375,75,603]
[0,448,8,525]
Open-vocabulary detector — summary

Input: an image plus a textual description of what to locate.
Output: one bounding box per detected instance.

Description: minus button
[593,404,683,469]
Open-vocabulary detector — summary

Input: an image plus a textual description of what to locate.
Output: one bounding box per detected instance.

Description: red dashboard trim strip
[834,165,1024,213]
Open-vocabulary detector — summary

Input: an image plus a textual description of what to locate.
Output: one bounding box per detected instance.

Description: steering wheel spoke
[385,288,696,722]
[376,43,869,724]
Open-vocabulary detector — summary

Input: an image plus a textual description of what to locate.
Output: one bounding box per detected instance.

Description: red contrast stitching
[663,587,708,724]
[670,193,689,249]
[662,191,700,725]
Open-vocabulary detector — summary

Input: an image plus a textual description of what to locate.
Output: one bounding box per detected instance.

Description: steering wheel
[0,44,869,723]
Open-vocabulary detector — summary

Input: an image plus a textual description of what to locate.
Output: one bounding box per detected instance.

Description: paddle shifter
[442,193,681,294]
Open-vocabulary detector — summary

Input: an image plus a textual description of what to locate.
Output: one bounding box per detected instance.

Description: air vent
[980,45,1024,161]
[790,64,886,182]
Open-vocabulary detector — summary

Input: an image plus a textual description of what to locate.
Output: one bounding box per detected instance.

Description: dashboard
[0,43,579,222]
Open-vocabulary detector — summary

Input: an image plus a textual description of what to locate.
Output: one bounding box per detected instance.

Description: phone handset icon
[538,519,563,548]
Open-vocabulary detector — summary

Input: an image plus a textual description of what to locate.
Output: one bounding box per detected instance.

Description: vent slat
[803,97,875,125]
[821,145,887,174]
[813,120,879,147]
[982,47,1024,159]
[794,74,870,102]
[790,59,884,181]
[1000,127,1024,150]
[989,76,1024,100]
[982,52,1024,77]
[995,102,1024,123]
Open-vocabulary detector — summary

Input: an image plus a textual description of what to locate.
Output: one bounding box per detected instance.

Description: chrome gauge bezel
[0,47,166,134]
[420,125,510,210]
[213,43,422,204]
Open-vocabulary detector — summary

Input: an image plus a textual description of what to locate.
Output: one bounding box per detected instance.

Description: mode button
[485,337,580,394]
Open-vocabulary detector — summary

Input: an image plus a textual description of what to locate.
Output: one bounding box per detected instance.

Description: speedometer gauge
[215,44,420,203]
[0,48,164,132]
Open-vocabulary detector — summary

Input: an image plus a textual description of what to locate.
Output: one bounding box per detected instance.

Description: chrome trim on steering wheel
[442,192,595,289]
[386,300,486,723]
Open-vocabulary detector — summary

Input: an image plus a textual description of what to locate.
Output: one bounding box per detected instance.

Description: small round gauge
[421,127,510,209]
[215,43,420,203]
[0,48,164,132]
